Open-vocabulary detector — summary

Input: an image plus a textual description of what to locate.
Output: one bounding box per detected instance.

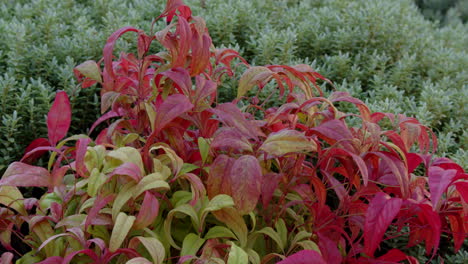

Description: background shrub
[0,0,466,172]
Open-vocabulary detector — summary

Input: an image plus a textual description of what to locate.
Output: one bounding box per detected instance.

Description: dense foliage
[0,0,466,172]
[1,0,467,263]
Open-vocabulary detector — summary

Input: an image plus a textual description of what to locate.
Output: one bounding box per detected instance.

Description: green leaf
[106,147,144,175]
[204,226,237,240]
[181,233,205,257]
[247,249,261,264]
[164,204,200,250]
[39,192,62,211]
[275,219,288,250]
[112,182,137,221]
[297,240,320,252]
[289,230,312,249]
[180,163,200,175]
[129,236,165,264]
[254,227,284,252]
[109,212,135,252]
[87,168,106,197]
[133,176,170,199]
[197,137,210,164]
[204,194,235,212]
[227,242,248,264]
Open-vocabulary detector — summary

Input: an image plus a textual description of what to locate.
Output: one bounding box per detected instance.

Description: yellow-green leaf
[259,129,316,157]
[237,66,273,99]
[0,186,26,215]
[129,236,165,264]
[227,242,248,264]
[109,212,135,252]
[197,137,210,164]
[181,233,205,257]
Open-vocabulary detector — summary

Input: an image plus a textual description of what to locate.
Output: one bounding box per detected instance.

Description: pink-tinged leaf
[51,165,68,187]
[37,256,64,264]
[109,162,143,182]
[428,166,456,210]
[23,138,51,163]
[0,162,50,187]
[178,173,206,206]
[320,148,369,186]
[156,68,192,95]
[316,232,342,264]
[155,94,193,132]
[134,192,160,229]
[364,192,402,257]
[85,194,115,230]
[173,16,191,68]
[309,119,354,150]
[103,26,139,81]
[206,155,235,199]
[193,76,217,109]
[211,128,253,152]
[190,32,212,76]
[101,92,120,114]
[260,129,316,157]
[229,155,262,215]
[212,103,262,139]
[261,173,282,208]
[47,91,71,146]
[75,138,91,178]
[89,110,120,134]
[21,146,63,164]
[87,238,107,252]
[277,250,326,264]
[329,91,371,121]
[0,252,13,264]
[63,249,98,264]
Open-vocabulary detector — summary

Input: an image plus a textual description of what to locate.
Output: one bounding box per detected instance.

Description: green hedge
[0,0,466,168]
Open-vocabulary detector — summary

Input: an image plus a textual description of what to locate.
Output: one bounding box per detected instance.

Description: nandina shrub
[0,0,467,263]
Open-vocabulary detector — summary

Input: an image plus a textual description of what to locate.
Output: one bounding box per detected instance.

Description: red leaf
[211,128,253,152]
[75,138,91,178]
[278,250,326,264]
[22,138,51,163]
[447,215,467,252]
[157,0,191,23]
[329,91,371,121]
[85,194,115,230]
[0,162,50,187]
[310,119,354,150]
[428,166,456,210]
[364,192,402,257]
[156,67,192,95]
[47,91,71,146]
[134,191,160,229]
[416,203,441,256]
[206,155,235,199]
[229,155,263,215]
[261,173,282,208]
[212,103,262,140]
[190,30,212,76]
[455,182,468,203]
[155,94,193,132]
[103,26,139,81]
[89,110,120,134]
[376,249,418,264]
